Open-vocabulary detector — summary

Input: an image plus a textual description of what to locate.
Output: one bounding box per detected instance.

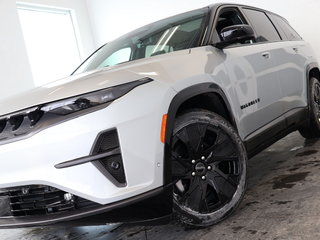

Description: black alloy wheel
[171,110,247,227]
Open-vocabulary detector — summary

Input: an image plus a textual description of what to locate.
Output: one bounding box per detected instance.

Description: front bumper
[0,185,172,228]
[0,81,176,226]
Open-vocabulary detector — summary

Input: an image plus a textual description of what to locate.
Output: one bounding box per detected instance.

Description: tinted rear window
[268,14,302,41]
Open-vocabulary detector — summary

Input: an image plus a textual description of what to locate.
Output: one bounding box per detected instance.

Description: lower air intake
[91,129,126,187]
[0,185,100,217]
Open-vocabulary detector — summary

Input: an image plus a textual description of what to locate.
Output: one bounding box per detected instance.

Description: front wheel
[171,110,247,227]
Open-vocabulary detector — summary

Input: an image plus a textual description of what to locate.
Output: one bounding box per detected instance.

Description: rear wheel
[299,77,320,139]
[171,110,247,227]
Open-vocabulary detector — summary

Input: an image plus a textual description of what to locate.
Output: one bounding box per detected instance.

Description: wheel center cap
[195,162,206,174]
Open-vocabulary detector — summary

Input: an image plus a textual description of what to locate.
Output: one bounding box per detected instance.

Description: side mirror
[214,24,255,49]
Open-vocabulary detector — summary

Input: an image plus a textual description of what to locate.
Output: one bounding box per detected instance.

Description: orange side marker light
[161,114,168,143]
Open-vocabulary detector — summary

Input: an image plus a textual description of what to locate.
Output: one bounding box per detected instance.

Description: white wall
[18,0,96,60]
[0,0,96,100]
[0,0,34,99]
[86,0,205,47]
[86,0,320,60]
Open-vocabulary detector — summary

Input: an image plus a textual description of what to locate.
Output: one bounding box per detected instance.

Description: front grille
[0,185,100,217]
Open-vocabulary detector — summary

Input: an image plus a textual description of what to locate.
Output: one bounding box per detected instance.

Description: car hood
[0,49,192,116]
[0,69,144,116]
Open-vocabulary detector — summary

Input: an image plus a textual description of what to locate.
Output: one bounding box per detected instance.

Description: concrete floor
[1,132,320,240]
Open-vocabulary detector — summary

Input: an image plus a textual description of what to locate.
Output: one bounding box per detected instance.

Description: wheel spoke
[183,178,207,212]
[176,128,194,158]
[180,178,197,203]
[204,130,235,158]
[214,167,238,187]
[171,152,191,168]
[195,123,208,153]
[215,129,231,146]
[176,123,209,158]
[207,155,239,164]
[172,170,191,180]
[214,156,239,162]
[207,170,238,201]
[201,129,221,155]
[203,195,210,212]
[202,142,220,156]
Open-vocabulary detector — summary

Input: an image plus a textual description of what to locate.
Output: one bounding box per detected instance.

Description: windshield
[73,8,208,75]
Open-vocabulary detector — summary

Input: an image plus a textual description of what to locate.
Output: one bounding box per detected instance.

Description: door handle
[261,52,271,59]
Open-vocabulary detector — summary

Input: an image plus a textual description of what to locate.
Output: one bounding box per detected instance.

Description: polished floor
[2,132,320,240]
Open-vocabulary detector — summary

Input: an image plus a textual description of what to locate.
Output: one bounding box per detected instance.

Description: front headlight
[0,78,153,145]
[40,77,153,116]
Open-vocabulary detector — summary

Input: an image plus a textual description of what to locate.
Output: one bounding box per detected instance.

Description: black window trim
[206,4,288,49]
[208,5,250,46]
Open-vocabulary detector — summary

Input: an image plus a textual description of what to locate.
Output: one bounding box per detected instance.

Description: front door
[212,7,284,138]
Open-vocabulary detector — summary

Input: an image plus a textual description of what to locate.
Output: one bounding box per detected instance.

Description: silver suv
[0,3,319,228]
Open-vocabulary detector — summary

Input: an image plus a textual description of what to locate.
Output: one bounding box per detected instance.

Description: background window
[242,8,281,43]
[98,47,132,68]
[17,4,82,86]
[269,14,302,41]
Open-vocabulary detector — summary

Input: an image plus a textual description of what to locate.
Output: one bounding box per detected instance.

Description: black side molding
[244,107,308,158]
[55,148,120,169]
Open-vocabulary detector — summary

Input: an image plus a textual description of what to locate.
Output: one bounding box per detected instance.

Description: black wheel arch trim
[163,82,237,185]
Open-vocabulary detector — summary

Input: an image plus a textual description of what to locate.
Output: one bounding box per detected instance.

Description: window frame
[210,6,251,46]
[208,5,286,49]
[214,7,249,42]
[241,7,282,43]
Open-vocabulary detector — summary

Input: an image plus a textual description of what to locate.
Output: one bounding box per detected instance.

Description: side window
[214,8,248,44]
[268,14,302,41]
[242,8,281,43]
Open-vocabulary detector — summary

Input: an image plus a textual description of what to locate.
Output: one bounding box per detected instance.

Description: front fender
[163,82,236,185]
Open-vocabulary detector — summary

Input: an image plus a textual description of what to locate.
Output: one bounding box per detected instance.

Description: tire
[299,77,320,139]
[171,110,247,227]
